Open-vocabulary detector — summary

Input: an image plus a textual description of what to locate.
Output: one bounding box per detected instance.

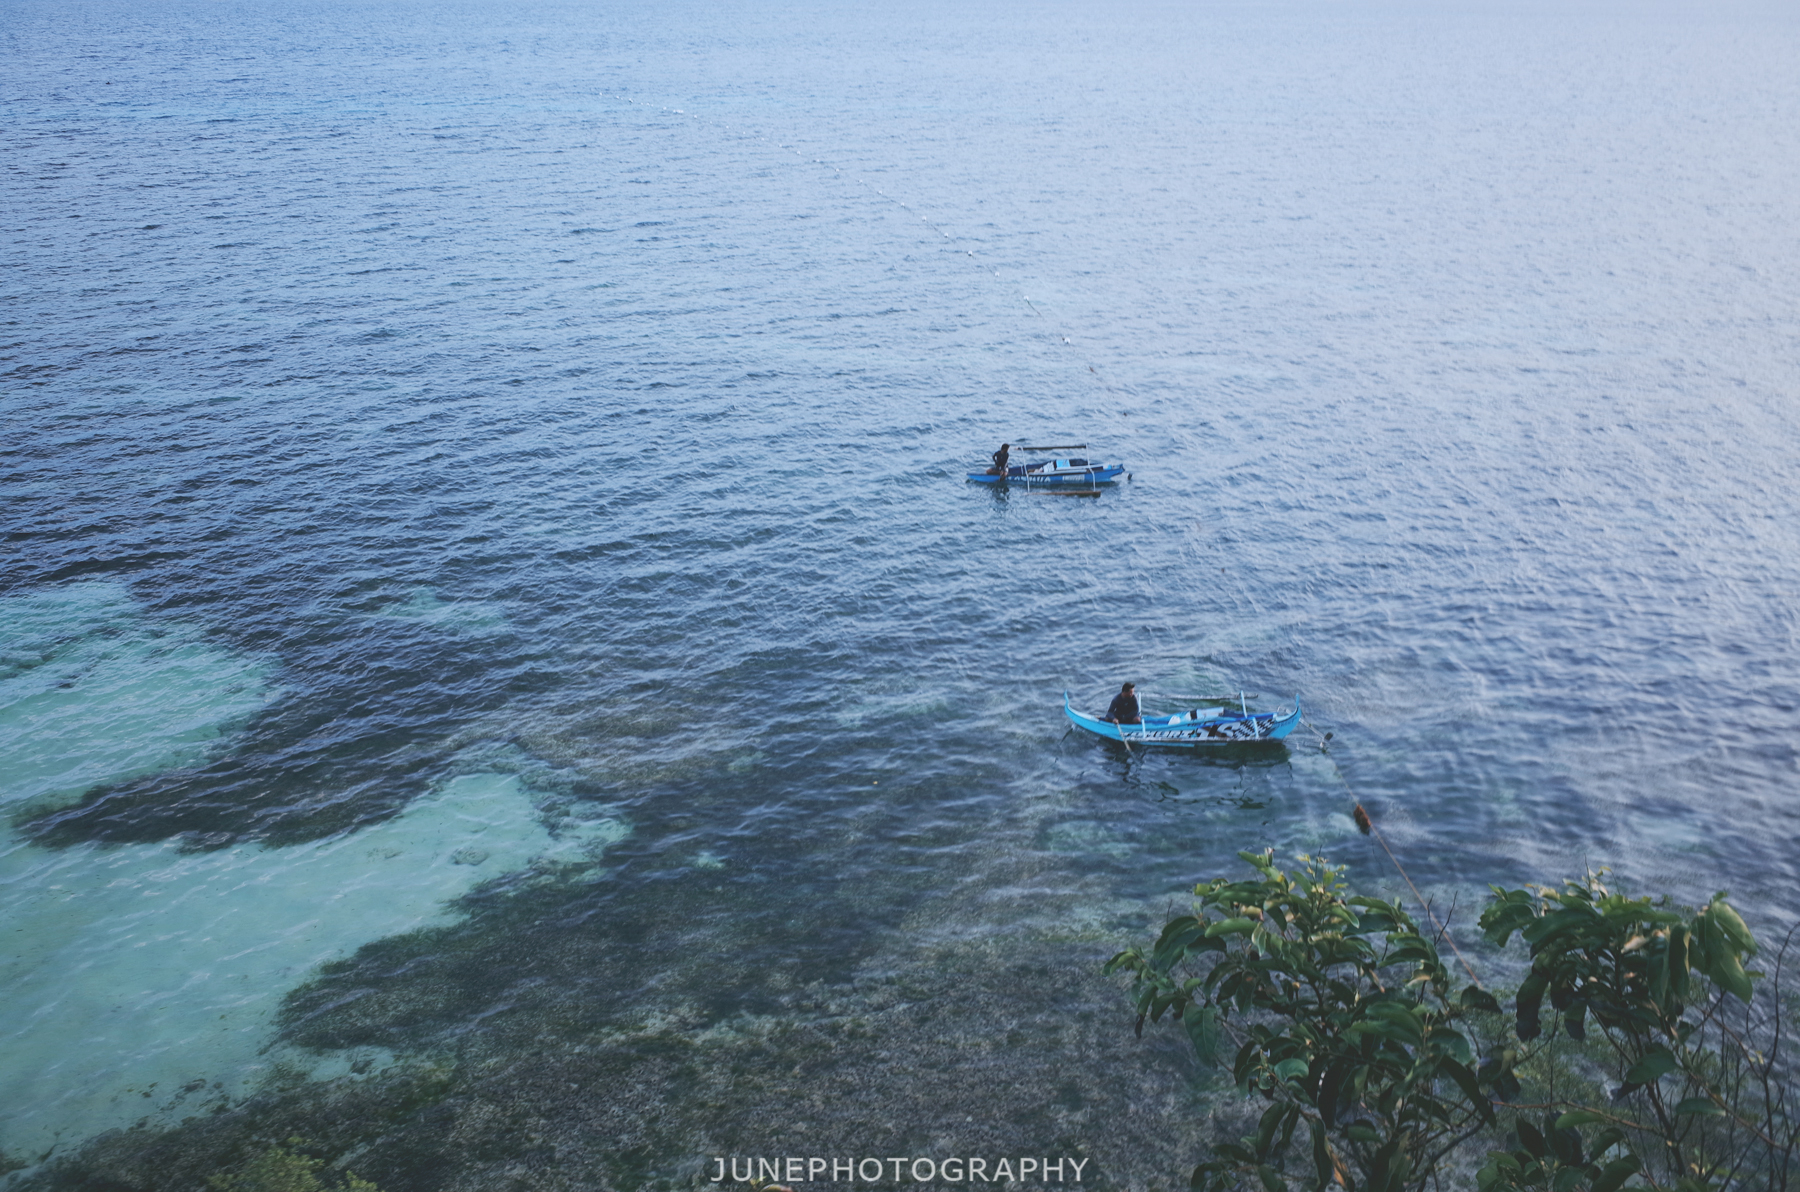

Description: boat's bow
[1064,691,1127,740]
[1265,697,1302,740]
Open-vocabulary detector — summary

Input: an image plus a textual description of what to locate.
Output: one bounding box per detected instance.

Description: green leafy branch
[1106,850,1510,1192]
[1480,874,1795,1191]
[1112,852,1796,1192]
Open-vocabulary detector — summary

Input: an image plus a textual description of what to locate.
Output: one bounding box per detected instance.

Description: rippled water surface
[4,0,1799,1185]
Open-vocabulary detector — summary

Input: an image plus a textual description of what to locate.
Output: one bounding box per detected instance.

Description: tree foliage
[1110,852,1796,1192]
[1107,850,1510,1191]
[1481,875,1797,1191]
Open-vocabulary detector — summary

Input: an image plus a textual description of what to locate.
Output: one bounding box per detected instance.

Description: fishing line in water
[1301,720,1483,987]
[594,90,1134,410]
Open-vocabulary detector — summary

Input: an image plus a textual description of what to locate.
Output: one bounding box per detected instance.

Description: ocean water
[4,0,1799,1186]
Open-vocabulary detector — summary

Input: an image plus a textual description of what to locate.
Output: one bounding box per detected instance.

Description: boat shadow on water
[1057,702,1300,813]
[1067,731,1294,768]
[976,483,1107,501]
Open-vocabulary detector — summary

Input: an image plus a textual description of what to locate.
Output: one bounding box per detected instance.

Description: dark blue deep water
[4,0,1799,1185]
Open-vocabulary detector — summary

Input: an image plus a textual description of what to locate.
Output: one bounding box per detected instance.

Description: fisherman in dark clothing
[989,442,1011,476]
[1105,682,1141,725]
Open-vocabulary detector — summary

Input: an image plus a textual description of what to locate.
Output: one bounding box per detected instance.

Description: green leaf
[1547,1116,1582,1167]
[1149,990,1175,1023]
[1364,1001,1425,1046]
[1674,1097,1726,1117]
[1183,1003,1221,1065]
[1624,1047,1677,1085]
[1369,1136,1410,1192]
[1318,1062,1349,1127]
[1102,949,1139,975]
[1590,1127,1624,1157]
[1206,918,1257,938]
[1459,986,1502,1014]
[1562,1001,1587,1041]
[1443,1059,1494,1124]
[1310,1121,1332,1192]
[1554,1110,1610,1130]
[1256,1165,1286,1192]
[1157,915,1208,948]
[1216,1142,1256,1165]
[1661,923,1690,1003]
[1348,1017,1421,1048]
[1350,911,1401,935]
[1153,917,1211,968]
[1591,1155,1642,1192]
[1553,1167,1586,1192]
[1479,889,1540,946]
[1430,1026,1474,1066]
[1385,936,1439,965]
[1233,1041,1261,1090]
[1255,1104,1288,1158]
[1276,1105,1300,1160]
[1515,969,1548,1042]
[1273,1058,1310,1083]
[1707,898,1756,953]
[1706,948,1755,1004]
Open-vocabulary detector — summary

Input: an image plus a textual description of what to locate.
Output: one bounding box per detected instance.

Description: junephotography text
[708,1156,1091,1183]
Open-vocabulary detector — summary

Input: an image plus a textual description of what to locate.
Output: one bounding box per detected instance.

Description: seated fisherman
[989,442,1011,475]
[1106,682,1141,725]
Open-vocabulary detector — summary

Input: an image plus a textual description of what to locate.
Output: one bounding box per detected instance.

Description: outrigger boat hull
[1064,693,1301,747]
[968,459,1124,485]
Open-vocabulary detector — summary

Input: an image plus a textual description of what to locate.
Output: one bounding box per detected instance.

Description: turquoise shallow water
[4,0,1800,1184]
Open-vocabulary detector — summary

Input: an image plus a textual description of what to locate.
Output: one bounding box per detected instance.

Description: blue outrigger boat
[968,444,1125,486]
[1065,692,1302,747]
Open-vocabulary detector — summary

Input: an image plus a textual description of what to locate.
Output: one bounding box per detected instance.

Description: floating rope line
[598,90,1132,411]
[1303,721,1483,987]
